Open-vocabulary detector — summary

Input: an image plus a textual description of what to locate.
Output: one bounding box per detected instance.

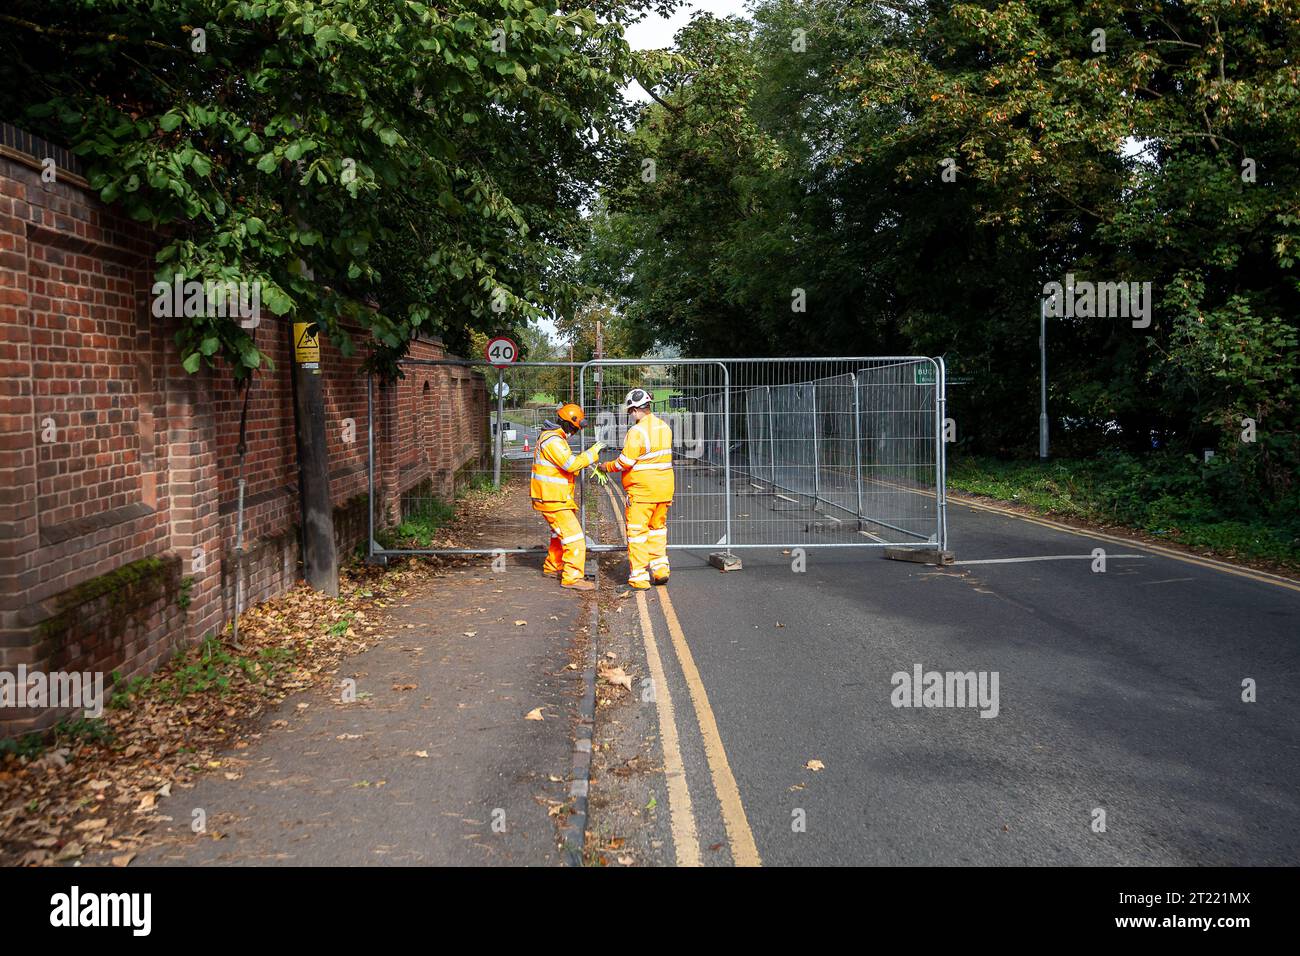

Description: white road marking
[951,554,1147,566]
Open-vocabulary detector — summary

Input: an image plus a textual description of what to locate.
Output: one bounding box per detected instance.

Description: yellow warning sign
[293,322,320,366]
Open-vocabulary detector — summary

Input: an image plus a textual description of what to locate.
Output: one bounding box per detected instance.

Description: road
[593,485,1300,866]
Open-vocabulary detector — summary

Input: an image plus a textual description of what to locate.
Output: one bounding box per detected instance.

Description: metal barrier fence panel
[579,358,946,552]
[579,359,731,552]
[368,356,946,558]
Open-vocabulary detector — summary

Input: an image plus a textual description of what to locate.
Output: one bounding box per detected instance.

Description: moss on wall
[36,555,182,644]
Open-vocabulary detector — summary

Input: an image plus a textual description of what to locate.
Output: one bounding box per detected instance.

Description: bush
[949,452,1300,567]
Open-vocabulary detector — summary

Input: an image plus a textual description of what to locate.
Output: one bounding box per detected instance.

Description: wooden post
[290,319,338,595]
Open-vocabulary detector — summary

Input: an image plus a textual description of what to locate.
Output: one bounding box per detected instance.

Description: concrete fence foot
[882,547,954,566]
[708,552,743,572]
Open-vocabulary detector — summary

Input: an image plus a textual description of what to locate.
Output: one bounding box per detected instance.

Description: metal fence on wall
[368,356,946,559]
[366,360,585,556]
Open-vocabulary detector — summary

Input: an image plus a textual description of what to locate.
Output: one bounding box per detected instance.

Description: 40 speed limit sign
[485,336,518,367]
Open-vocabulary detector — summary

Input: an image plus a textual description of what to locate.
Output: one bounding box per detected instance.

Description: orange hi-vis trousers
[626,500,670,589]
[541,508,587,586]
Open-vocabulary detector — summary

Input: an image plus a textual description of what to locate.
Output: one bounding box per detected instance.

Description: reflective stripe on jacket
[530,427,598,511]
[606,412,674,502]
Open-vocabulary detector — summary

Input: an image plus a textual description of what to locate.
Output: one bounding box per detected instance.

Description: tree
[585,0,1300,489]
[1,0,683,380]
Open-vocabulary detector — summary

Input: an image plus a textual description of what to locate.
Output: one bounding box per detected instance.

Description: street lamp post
[1038,297,1049,460]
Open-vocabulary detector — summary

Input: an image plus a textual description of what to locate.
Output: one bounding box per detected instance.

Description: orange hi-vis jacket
[530,427,599,513]
[604,412,674,502]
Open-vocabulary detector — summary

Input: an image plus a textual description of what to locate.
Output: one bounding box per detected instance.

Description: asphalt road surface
[595,485,1300,866]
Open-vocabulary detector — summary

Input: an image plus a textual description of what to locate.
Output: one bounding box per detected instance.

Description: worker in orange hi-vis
[531,403,606,592]
[602,388,674,589]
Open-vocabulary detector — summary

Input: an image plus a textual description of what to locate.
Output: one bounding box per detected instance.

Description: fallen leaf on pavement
[598,665,633,692]
[111,852,136,868]
[805,759,825,772]
[524,707,544,721]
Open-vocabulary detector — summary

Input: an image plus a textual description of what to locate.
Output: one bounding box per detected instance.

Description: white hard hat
[624,388,652,410]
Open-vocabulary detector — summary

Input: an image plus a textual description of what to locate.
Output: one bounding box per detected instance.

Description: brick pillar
[164,348,223,640]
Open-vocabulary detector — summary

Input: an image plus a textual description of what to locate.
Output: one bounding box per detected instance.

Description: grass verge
[948,452,1300,571]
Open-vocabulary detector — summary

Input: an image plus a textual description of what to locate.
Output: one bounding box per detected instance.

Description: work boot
[562,579,596,592]
[652,574,669,586]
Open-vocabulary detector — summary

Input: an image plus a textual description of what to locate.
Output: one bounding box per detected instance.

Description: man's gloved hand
[588,440,606,456]
[591,468,609,488]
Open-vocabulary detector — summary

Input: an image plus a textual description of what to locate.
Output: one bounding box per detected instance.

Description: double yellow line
[600,480,762,867]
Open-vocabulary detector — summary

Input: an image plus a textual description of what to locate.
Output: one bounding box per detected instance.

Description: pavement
[125,544,595,866]
[587,482,1300,866]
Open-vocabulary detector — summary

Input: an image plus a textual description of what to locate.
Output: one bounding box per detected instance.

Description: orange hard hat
[556,403,585,428]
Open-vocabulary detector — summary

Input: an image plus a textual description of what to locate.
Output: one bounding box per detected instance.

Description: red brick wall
[0,131,488,737]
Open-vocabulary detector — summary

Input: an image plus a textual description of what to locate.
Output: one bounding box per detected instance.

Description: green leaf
[182,353,201,374]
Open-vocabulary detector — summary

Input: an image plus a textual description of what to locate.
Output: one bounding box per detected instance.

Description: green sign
[913,365,970,386]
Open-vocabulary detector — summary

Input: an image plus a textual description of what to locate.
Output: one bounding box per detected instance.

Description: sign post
[485,337,518,488]
[289,320,337,595]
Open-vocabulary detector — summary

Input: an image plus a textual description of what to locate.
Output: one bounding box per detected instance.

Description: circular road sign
[485,336,518,367]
